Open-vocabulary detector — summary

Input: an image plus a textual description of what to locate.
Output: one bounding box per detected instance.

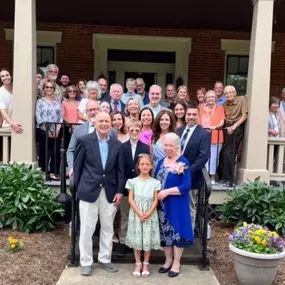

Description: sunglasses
[45,86,54,89]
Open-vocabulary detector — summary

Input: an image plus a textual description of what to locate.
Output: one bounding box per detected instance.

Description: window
[226,55,249,95]
[37,46,55,68]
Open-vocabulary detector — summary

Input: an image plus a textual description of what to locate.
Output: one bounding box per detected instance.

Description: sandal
[142,261,150,277]
[132,262,142,278]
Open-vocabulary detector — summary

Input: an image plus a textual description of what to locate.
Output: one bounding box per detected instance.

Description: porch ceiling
[1,0,285,32]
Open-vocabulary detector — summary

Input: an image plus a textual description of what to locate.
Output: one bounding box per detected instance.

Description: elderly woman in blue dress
[155,132,193,278]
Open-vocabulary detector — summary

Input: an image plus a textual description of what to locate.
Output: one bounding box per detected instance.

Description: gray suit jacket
[66,121,117,169]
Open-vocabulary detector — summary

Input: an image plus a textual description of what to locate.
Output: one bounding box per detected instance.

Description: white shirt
[0,86,13,127]
[182,124,198,154]
[130,140,137,159]
[78,98,89,124]
[88,121,95,134]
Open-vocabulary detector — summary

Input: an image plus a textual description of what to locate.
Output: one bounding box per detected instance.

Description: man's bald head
[95,112,111,138]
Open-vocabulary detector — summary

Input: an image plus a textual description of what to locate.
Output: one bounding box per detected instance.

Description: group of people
[0,63,251,277]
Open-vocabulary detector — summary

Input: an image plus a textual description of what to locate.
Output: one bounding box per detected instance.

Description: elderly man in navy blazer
[74,112,124,276]
[177,104,211,230]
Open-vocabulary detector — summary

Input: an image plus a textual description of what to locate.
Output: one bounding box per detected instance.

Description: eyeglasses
[87,108,100,112]
[45,86,54,89]
[68,90,76,93]
[128,129,141,133]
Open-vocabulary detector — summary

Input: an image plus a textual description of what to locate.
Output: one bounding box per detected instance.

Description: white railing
[267,137,285,182]
[0,127,11,163]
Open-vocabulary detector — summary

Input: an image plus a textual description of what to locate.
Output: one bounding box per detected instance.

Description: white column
[10,0,37,166]
[237,0,275,183]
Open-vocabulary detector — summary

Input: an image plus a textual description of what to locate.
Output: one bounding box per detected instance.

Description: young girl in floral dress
[125,154,161,278]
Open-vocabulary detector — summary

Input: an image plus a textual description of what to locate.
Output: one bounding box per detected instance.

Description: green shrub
[0,163,64,233]
[217,178,285,236]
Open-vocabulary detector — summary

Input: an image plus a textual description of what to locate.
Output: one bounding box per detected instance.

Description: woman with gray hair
[77,81,101,123]
[155,132,193,278]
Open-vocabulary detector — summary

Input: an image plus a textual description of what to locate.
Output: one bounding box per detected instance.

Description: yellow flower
[10,244,16,249]
[12,239,17,244]
[255,236,262,244]
[243,222,248,227]
[8,237,13,242]
[262,240,268,247]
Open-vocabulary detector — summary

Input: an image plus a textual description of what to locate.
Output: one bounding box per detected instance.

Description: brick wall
[0,21,285,99]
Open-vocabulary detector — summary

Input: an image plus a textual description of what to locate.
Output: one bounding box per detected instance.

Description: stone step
[68,237,205,266]
[56,264,220,285]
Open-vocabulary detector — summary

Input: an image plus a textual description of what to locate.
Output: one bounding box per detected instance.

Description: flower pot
[229,244,285,285]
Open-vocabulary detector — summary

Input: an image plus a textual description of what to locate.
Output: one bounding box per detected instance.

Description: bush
[0,163,64,233]
[217,178,285,236]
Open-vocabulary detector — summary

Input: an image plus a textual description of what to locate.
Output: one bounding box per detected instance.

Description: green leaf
[27,216,37,225]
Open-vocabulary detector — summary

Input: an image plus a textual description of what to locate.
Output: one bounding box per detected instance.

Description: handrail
[197,166,212,269]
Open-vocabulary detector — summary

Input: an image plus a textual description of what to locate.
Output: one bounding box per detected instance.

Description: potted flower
[229,222,285,285]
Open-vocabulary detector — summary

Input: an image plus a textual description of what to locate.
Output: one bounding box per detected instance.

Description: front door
[124,72,156,92]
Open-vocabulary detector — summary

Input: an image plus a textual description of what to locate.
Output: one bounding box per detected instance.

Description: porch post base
[237,168,270,185]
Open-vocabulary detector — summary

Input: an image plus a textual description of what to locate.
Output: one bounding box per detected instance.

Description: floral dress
[125,177,161,251]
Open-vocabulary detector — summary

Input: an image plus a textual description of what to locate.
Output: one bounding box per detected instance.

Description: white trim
[221,39,275,84]
[92,33,192,86]
[108,61,175,91]
[221,39,275,53]
[5,29,62,64]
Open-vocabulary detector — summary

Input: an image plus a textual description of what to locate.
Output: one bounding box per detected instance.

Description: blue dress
[155,156,194,248]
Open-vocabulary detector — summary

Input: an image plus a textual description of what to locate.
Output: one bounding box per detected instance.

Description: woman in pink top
[62,85,80,150]
[139,107,155,146]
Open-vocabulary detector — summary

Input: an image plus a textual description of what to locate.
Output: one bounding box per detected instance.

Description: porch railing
[267,137,285,182]
[0,127,11,163]
[196,167,212,269]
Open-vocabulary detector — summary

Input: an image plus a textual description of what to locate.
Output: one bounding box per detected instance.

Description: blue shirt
[96,131,110,169]
[142,91,150,105]
[110,99,123,112]
[216,95,227,106]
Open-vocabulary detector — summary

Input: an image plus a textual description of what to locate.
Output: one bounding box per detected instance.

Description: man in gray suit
[67,100,117,177]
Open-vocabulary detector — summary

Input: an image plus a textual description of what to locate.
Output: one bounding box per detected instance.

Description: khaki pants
[79,189,117,266]
[190,189,198,231]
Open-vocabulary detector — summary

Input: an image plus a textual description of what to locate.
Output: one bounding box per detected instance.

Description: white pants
[190,189,198,231]
[118,197,130,244]
[79,189,117,266]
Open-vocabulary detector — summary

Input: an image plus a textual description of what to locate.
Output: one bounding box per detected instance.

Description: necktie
[181,128,190,151]
[113,101,118,113]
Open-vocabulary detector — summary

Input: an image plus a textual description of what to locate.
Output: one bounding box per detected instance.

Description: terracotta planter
[229,244,285,285]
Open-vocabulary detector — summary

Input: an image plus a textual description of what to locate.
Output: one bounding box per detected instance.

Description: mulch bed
[209,221,285,285]
[0,222,70,285]
[1,220,285,285]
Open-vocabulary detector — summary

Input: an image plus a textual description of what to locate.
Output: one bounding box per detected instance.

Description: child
[125,154,161,278]
[116,119,150,257]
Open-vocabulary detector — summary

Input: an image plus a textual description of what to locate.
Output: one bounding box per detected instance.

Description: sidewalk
[56,264,220,285]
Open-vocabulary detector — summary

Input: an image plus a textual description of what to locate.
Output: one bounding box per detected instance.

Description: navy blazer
[177,125,211,189]
[121,140,150,195]
[73,132,125,203]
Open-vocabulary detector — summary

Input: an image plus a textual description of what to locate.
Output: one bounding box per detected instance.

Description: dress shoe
[168,266,181,278]
[158,265,172,273]
[80,265,92,276]
[168,270,180,278]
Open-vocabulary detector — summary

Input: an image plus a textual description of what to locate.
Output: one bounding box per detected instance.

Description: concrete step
[56,264,220,285]
[69,238,205,265]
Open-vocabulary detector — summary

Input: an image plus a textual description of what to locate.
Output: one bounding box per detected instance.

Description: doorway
[124,72,156,92]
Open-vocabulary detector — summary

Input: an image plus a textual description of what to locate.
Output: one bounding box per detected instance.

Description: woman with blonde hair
[176,85,189,104]
[77,81,101,123]
[125,97,141,125]
[196,87,206,109]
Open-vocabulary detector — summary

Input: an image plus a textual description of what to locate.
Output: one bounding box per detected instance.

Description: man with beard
[161,84,177,110]
[136,77,149,106]
[38,64,63,101]
[0,68,22,132]
[58,72,72,96]
[99,77,110,102]
[177,104,211,230]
